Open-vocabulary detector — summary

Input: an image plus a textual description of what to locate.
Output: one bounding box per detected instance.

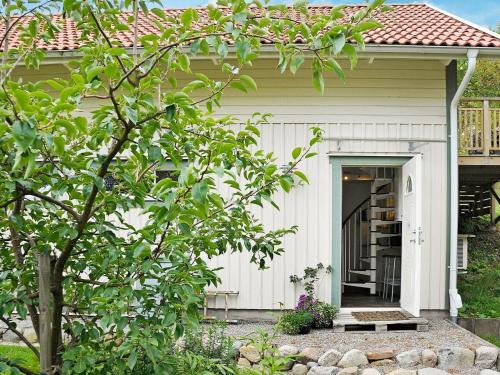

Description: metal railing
[459,98,500,156]
[342,200,369,283]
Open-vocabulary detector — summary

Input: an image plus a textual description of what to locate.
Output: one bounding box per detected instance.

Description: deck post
[483,99,491,156]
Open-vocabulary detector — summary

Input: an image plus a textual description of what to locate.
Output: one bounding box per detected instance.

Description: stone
[422,349,437,368]
[318,349,343,367]
[386,371,417,375]
[339,367,358,375]
[23,328,38,343]
[371,359,395,366]
[308,366,339,375]
[366,349,395,361]
[476,346,499,369]
[252,363,262,370]
[232,340,243,351]
[1,330,21,343]
[299,347,324,364]
[437,347,474,369]
[239,345,261,363]
[396,349,421,367]
[337,349,368,368]
[279,344,299,357]
[418,369,449,375]
[480,370,500,375]
[237,357,251,368]
[292,363,309,375]
[361,370,381,375]
[307,362,319,368]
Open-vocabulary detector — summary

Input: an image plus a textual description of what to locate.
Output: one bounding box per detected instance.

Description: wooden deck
[459,98,500,166]
[333,310,429,333]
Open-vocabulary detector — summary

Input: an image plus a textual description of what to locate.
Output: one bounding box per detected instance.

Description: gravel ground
[225,319,497,375]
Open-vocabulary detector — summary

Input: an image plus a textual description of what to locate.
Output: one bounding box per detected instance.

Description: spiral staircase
[341,168,402,296]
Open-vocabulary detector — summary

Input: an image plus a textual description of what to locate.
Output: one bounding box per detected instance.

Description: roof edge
[425,3,500,40]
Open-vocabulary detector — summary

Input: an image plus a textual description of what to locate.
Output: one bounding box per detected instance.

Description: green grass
[480,334,500,348]
[0,345,39,374]
[458,228,500,319]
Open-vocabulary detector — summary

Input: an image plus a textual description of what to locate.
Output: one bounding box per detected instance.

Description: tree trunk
[38,252,52,374]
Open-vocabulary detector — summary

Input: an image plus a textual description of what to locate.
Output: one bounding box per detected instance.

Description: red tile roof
[1,4,499,52]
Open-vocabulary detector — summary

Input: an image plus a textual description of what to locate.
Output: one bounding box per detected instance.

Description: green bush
[314,302,337,328]
[277,310,314,335]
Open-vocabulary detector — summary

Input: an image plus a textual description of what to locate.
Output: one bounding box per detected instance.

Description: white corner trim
[425,3,500,40]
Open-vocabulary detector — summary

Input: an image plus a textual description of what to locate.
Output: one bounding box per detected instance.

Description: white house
[11,4,500,321]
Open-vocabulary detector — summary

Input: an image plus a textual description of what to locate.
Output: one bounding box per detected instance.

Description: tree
[0,0,386,373]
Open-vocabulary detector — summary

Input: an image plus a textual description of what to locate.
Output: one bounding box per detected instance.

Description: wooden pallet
[333,311,429,333]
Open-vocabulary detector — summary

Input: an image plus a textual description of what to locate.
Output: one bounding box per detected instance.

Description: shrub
[296,294,337,328]
[277,310,314,335]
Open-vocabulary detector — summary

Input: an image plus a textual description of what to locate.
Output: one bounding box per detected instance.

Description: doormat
[351,311,408,321]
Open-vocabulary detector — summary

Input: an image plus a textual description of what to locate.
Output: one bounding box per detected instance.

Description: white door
[400,155,422,317]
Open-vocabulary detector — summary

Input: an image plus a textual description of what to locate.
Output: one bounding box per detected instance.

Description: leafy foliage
[289,262,332,297]
[276,310,314,335]
[0,0,385,373]
[458,229,500,319]
[295,294,337,328]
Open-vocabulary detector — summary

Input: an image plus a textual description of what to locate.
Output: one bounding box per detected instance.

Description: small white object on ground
[337,349,369,368]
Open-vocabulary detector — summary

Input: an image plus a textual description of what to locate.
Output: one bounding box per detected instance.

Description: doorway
[330,155,422,317]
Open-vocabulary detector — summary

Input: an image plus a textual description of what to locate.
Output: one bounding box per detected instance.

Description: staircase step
[374,233,400,238]
[372,220,400,226]
[372,192,395,200]
[372,178,393,189]
[371,207,396,213]
[342,282,376,294]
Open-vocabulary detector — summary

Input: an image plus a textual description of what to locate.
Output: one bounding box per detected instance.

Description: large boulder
[437,347,474,369]
[366,349,395,361]
[337,349,368,368]
[371,359,395,366]
[421,349,437,368]
[338,367,358,375]
[308,367,339,375]
[386,370,417,375]
[279,344,300,357]
[237,357,251,368]
[292,363,309,375]
[299,347,324,364]
[23,328,38,344]
[418,369,449,375]
[396,349,421,367]
[239,345,261,363]
[476,346,499,369]
[318,349,343,367]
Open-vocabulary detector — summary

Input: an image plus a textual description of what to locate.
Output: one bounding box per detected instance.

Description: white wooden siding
[16,58,449,311]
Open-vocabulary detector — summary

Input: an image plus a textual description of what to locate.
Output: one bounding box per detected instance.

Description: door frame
[329,155,414,308]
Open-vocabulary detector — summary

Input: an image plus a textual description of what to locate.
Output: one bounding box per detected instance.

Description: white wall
[17,57,449,311]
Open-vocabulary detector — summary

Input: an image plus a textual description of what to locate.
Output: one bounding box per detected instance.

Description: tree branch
[18,186,80,221]
[0,316,40,358]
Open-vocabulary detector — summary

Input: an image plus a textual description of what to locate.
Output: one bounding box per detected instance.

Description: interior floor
[341,287,400,308]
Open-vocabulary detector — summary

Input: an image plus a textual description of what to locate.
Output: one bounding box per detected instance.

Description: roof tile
[1,4,499,52]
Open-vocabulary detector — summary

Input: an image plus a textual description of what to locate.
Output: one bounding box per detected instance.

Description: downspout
[449,49,478,323]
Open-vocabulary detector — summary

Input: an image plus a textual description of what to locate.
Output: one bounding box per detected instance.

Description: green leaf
[279,177,292,193]
[128,350,137,370]
[13,89,30,110]
[293,170,309,183]
[325,59,345,81]
[290,55,304,75]
[12,121,36,152]
[192,181,209,203]
[108,47,127,56]
[312,68,324,94]
[291,147,301,159]
[239,75,257,91]
[330,34,346,55]
[177,53,190,72]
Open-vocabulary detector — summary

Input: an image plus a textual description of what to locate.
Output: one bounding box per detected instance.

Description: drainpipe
[449,49,478,323]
